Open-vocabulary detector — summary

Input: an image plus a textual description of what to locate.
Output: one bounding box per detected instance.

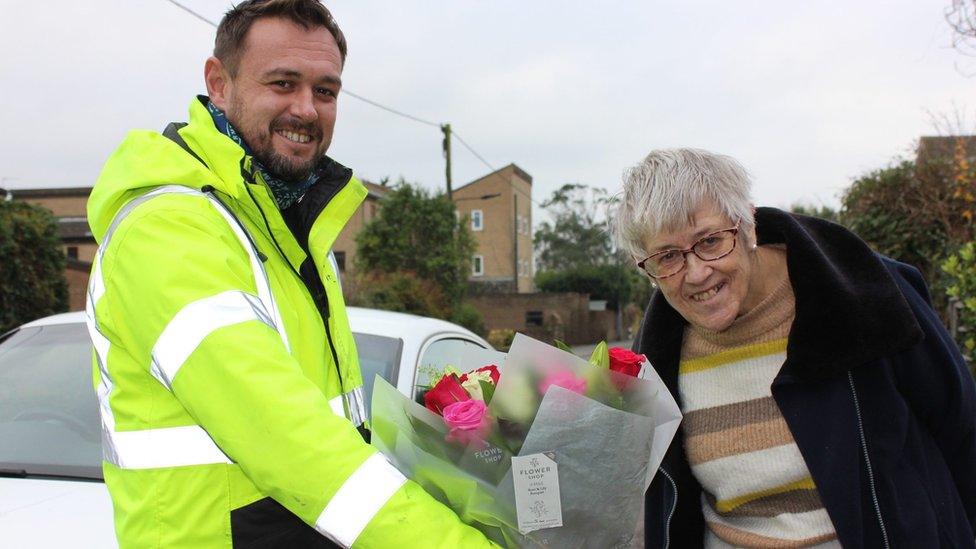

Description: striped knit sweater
[678,275,840,548]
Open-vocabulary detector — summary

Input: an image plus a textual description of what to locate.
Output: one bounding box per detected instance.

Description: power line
[163,0,218,26]
[162,0,528,199]
[452,130,496,172]
[453,130,547,209]
[342,90,440,127]
[162,0,442,129]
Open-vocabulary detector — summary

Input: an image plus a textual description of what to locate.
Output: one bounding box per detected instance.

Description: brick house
[453,163,534,294]
[12,187,96,311]
[331,180,388,279]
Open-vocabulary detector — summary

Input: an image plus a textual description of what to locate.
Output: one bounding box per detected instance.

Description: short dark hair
[214,0,347,76]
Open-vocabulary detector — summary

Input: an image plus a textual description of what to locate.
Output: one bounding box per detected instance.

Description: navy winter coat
[637,207,976,548]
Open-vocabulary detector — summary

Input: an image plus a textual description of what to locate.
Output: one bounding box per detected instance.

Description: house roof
[362,180,390,200]
[57,218,94,240]
[452,163,532,195]
[7,187,93,198]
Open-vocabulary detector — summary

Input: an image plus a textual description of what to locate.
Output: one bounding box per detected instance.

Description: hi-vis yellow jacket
[85,96,495,548]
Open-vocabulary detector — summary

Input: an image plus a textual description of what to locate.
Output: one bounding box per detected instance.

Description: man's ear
[204,56,230,111]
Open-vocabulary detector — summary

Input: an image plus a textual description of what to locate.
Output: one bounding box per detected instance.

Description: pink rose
[442,399,488,431]
[442,400,490,447]
[538,371,587,396]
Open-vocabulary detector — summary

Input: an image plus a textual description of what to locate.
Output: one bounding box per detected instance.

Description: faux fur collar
[638,207,924,382]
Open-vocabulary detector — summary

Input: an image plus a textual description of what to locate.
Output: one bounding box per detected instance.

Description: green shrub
[942,242,976,371]
[450,302,484,336]
[346,271,451,320]
[0,201,68,333]
[535,264,643,310]
[487,329,515,351]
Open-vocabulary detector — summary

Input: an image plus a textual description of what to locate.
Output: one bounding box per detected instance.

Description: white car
[0,308,493,548]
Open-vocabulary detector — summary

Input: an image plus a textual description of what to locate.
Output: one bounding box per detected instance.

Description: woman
[613,149,976,548]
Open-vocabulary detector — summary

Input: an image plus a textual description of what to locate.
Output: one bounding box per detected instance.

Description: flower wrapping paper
[369,333,682,548]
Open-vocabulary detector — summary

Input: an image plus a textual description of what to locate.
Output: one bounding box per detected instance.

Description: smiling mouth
[689,282,725,302]
[276,129,313,144]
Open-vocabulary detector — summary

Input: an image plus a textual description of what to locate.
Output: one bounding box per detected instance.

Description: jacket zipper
[242,181,344,386]
[847,371,890,548]
[659,467,677,549]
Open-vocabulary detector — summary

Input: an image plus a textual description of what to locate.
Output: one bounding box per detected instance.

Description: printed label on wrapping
[512,451,563,534]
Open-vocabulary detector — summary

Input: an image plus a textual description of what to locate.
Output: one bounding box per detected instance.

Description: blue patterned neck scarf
[206,100,317,210]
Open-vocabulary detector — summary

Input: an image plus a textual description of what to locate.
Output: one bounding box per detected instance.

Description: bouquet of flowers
[369,334,681,548]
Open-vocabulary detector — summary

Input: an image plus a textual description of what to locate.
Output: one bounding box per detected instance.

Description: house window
[471,210,483,231]
[333,251,346,272]
[472,255,484,276]
[66,246,78,260]
[525,311,544,326]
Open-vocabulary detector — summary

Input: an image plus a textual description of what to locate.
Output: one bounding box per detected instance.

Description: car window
[414,337,489,397]
[0,324,101,479]
[352,332,403,417]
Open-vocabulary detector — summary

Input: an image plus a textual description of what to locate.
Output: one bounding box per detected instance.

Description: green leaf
[479,379,496,404]
[553,339,573,353]
[589,341,609,369]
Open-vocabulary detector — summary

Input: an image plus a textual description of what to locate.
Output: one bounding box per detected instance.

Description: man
[85,1,495,547]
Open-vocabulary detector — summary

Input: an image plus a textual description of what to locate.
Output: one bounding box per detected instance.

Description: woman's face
[639,200,758,332]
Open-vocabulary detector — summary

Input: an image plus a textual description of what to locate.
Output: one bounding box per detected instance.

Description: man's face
[209,17,342,182]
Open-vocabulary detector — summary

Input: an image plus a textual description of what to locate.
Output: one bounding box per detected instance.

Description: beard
[227,97,327,182]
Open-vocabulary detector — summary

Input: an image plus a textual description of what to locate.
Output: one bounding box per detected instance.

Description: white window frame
[471,210,484,231]
[472,255,484,276]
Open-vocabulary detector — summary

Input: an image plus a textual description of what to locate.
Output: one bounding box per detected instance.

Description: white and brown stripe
[678,275,838,547]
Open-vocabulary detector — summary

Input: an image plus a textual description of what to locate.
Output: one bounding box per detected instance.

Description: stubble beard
[228,97,324,183]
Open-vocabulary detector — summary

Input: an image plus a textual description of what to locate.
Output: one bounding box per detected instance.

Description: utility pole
[441,123,453,199]
[513,193,519,293]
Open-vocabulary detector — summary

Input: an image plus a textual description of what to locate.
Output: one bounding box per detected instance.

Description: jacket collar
[639,207,923,382]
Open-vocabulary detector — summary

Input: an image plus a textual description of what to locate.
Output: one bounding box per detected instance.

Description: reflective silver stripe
[102,185,291,354]
[329,395,346,418]
[84,258,111,381]
[344,386,367,426]
[85,249,121,465]
[150,290,274,388]
[202,188,291,354]
[315,453,407,547]
[104,425,233,470]
[328,250,342,288]
[328,386,367,426]
[84,184,287,469]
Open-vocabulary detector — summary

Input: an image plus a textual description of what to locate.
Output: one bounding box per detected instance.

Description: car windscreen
[0,324,102,479]
[352,332,403,418]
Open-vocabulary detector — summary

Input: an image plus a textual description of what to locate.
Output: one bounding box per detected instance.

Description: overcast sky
[0,0,971,221]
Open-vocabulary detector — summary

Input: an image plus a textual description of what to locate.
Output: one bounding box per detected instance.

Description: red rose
[424,374,471,415]
[608,348,646,389]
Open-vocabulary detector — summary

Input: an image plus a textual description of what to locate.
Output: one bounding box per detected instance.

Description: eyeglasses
[636,223,740,279]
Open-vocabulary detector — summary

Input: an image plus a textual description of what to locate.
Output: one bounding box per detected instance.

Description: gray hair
[612,148,755,257]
